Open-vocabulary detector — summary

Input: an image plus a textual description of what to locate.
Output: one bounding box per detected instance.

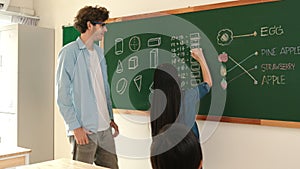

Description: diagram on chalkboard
[116,78,128,95]
[169,32,202,89]
[219,51,259,88]
[190,71,200,78]
[217,28,257,46]
[190,57,200,72]
[128,56,138,70]
[115,38,124,55]
[134,75,142,92]
[190,33,201,49]
[149,82,154,93]
[216,27,260,88]
[116,60,124,73]
[108,31,208,110]
[148,37,161,47]
[150,48,158,68]
[129,36,141,52]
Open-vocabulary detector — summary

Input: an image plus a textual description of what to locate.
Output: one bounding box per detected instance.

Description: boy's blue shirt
[56,37,113,134]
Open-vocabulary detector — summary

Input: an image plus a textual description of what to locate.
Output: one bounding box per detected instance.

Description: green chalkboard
[62,26,80,46]
[63,0,300,123]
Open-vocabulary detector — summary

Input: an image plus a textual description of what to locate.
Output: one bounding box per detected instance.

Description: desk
[16,158,109,169]
[0,146,31,168]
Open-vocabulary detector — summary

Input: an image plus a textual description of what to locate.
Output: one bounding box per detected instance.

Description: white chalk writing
[261,63,295,72]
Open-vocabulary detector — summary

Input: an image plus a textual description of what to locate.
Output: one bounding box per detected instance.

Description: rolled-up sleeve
[197,82,211,99]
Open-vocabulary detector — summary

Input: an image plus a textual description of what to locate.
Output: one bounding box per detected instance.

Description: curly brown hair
[74,6,109,33]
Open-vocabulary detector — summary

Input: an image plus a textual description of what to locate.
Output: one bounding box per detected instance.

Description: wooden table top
[0,146,31,158]
[16,158,110,169]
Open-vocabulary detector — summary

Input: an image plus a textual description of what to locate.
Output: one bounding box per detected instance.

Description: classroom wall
[6,0,35,15]
[9,0,33,9]
[32,0,300,169]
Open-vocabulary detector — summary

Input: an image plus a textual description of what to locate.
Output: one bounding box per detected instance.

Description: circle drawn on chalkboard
[116,78,128,95]
[217,29,233,46]
[129,36,141,52]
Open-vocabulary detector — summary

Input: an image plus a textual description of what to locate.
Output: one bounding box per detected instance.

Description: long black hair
[151,124,202,169]
[150,63,182,137]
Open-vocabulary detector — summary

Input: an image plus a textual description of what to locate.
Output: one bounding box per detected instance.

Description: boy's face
[90,21,108,41]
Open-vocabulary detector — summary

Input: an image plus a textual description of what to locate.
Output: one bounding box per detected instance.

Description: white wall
[199,122,300,169]
[7,0,35,15]
[33,0,300,169]
[9,0,33,9]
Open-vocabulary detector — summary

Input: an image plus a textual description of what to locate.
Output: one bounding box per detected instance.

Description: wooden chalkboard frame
[105,0,300,128]
[107,0,278,22]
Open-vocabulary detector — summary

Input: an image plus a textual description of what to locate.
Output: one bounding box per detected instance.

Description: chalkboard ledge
[113,109,150,116]
[113,109,300,129]
[197,115,300,129]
